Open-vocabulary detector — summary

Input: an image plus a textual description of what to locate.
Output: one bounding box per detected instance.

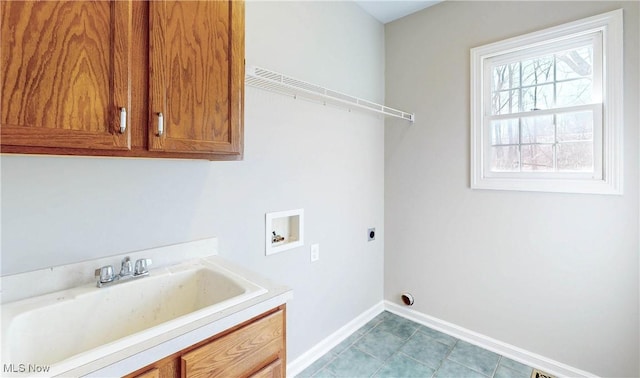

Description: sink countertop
[80,255,292,378]
[0,238,293,377]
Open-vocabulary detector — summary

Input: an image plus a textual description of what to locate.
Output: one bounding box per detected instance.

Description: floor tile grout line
[429,338,459,377]
[397,351,440,373]
[364,315,420,377]
[445,357,494,377]
[367,335,424,378]
[491,355,504,378]
[351,343,396,377]
[353,331,409,363]
[446,341,500,377]
[405,328,456,374]
[312,325,373,378]
[414,327,458,349]
[381,315,460,377]
[496,362,530,378]
[310,355,337,378]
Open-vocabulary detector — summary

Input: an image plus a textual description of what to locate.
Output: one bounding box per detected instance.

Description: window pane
[492,90,519,115]
[522,84,553,111]
[556,79,592,106]
[556,46,593,81]
[491,119,519,145]
[521,115,554,144]
[557,141,593,172]
[522,56,554,86]
[493,65,510,92]
[511,62,521,89]
[557,111,593,141]
[492,91,507,115]
[492,62,520,91]
[521,144,553,171]
[491,146,520,172]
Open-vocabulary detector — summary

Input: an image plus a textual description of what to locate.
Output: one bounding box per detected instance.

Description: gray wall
[1,1,385,362]
[384,2,639,377]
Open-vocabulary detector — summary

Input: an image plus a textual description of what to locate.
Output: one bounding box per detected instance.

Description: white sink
[1,258,267,372]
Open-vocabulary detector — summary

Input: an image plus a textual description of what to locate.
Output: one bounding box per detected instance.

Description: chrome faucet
[95,257,152,287]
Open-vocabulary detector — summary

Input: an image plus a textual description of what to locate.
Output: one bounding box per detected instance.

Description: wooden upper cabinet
[1,0,244,160]
[1,1,132,150]
[148,1,244,155]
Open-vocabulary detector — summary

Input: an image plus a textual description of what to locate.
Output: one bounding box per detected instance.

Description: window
[470,10,623,194]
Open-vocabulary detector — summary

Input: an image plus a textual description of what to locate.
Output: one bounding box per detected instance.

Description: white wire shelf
[245,66,415,122]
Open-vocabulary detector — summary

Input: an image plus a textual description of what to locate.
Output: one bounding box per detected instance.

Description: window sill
[470,176,622,195]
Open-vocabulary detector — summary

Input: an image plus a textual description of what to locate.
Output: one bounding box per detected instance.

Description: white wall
[1,1,385,362]
[384,1,639,377]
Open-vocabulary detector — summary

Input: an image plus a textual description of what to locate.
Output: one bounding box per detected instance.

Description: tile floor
[297,311,535,378]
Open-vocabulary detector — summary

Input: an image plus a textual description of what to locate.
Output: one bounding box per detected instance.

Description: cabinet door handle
[119,107,127,134]
[157,112,164,136]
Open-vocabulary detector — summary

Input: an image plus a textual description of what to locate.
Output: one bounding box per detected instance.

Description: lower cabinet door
[249,359,283,378]
[134,368,161,378]
[181,310,284,377]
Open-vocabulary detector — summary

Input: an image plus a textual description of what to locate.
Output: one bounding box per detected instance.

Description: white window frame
[470,9,623,195]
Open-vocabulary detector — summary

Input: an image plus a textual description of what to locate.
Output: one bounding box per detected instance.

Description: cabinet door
[181,310,284,378]
[148,0,244,155]
[1,1,132,150]
[249,359,283,378]
[134,368,161,378]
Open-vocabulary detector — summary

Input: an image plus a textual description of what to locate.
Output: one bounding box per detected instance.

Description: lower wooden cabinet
[249,359,283,378]
[135,368,161,378]
[126,306,285,378]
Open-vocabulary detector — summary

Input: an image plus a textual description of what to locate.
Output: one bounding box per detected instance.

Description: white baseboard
[384,301,597,378]
[286,301,385,377]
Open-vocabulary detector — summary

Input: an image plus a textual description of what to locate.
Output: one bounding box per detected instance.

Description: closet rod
[245,66,415,122]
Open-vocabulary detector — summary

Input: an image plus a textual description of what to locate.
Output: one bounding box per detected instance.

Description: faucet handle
[119,257,133,277]
[134,258,152,276]
[95,265,115,286]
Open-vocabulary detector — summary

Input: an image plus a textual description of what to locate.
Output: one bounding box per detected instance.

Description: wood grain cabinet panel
[1,1,132,150]
[134,368,161,378]
[149,1,243,155]
[130,359,179,378]
[181,310,284,378]
[1,0,244,160]
[249,359,283,378]
[123,307,286,378]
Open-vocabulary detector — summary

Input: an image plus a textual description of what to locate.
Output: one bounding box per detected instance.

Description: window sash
[483,31,603,115]
[487,103,598,121]
[486,33,600,67]
[480,31,603,180]
[482,103,602,180]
